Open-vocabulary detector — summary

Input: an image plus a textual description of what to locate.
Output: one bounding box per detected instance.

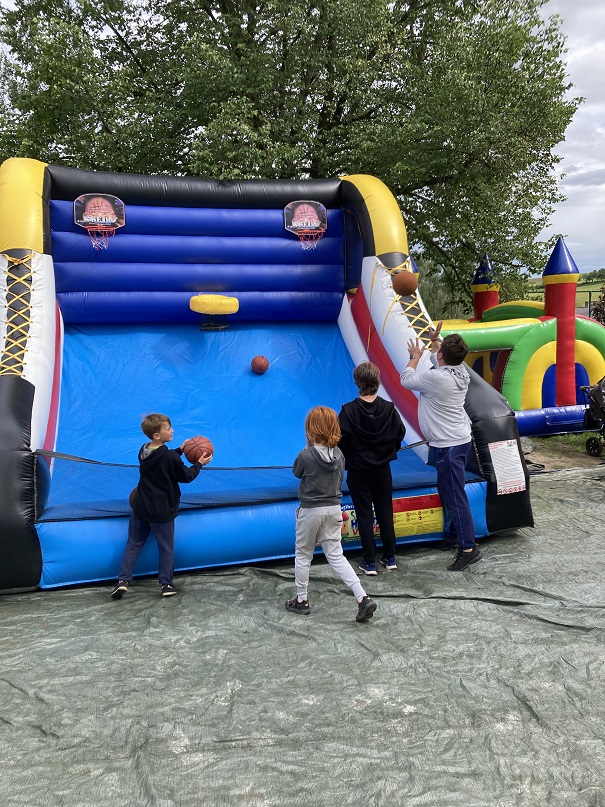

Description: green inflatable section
[443,319,558,410]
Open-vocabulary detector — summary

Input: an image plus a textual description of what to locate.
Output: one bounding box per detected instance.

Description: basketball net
[296,229,324,251]
[84,225,116,251]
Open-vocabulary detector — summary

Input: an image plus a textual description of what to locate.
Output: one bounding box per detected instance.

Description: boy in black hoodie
[110,413,211,599]
[339,363,405,575]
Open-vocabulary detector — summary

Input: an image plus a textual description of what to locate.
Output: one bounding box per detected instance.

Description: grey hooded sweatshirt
[400,353,471,448]
[292,445,345,507]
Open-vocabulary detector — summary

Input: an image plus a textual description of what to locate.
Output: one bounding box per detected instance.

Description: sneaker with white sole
[358,560,377,576]
[356,596,377,622]
[161,584,178,597]
[111,580,129,599]
[378,555,397,570]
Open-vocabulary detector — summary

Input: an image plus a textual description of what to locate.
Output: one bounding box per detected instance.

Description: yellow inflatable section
[0,158,47,253]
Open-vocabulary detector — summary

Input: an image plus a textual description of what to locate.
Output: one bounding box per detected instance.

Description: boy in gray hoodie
[400,326,481,571]
[286,406,377,622]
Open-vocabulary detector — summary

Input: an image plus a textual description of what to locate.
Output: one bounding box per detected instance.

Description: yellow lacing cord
[402,301,433,344]
[383,256,413,277]
[0,252,34,376]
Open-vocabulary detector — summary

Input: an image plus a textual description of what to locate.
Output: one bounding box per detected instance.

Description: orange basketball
[251,355,269,374]
[129,486,138,509]
[182,436,214,463]
[392,270,419,297]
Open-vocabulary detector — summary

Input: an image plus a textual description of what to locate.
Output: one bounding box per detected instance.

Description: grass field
[526,276,604,306]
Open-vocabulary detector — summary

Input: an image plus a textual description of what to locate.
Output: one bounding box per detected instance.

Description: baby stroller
[580,376,605,457]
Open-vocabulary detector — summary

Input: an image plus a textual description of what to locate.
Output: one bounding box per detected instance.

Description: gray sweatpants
[294,505,367,602]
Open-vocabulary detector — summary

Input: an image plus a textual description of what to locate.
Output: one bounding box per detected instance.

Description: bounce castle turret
[443,238,605,436]
[542,239,580,406]
[471,254,500,321]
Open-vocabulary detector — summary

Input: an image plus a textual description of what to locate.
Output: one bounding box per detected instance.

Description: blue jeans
[434,442,476,550]
[118,514,175,585]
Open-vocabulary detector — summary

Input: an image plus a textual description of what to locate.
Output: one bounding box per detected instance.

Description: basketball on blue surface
[183,435,214,463]
[392,270,418,297]
[251,355,269,374]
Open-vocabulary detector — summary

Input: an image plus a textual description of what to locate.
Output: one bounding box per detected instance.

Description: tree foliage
[580,268,605,283]
[590,287,605,326]
[0,0,579,297]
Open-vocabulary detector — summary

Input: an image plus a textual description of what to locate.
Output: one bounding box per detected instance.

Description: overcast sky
[540,0,605,273]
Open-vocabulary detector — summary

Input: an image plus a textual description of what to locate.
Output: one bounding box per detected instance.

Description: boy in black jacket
[338,363,405,575]
[111,413,211,599]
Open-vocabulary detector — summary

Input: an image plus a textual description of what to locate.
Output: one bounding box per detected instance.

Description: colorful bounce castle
[442,245,605,435]
[0,158,533,593]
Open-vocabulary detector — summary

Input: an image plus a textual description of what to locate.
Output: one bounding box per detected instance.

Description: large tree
[0,0,578,300]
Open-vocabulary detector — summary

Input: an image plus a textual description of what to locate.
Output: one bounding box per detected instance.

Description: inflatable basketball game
[0,158,533,592]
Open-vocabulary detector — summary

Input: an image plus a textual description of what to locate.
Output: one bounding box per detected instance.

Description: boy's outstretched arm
[173,450,211,482]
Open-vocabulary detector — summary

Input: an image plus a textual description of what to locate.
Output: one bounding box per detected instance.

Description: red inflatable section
[349,288,422,437]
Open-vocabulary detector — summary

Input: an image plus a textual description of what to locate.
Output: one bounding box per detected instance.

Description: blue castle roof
[472,253,496,285]
[543,237,579,277]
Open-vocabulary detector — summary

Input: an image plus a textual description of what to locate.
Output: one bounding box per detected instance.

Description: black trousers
[346,465,396,563]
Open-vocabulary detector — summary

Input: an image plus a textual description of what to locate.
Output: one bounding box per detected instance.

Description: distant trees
[580,269,605,284]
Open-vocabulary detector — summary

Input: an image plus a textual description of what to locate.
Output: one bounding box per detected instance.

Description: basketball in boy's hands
[251,355,269,374]
[183,436,214,463]
[129,487,138,508]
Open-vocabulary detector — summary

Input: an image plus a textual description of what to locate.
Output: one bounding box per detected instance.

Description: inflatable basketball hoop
[284,200,327,250]
[74,193,125,250]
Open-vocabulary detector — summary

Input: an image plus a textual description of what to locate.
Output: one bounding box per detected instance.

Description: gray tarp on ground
[1,466,605,807]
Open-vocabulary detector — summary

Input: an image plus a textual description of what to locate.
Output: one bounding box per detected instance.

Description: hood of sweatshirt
[309,445,339,468]
[341,397,399,441]
[443,364,470,390]
[138,443,169,469]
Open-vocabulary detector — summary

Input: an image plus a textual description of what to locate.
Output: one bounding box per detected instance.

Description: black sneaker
[436,535,458,551]
[111,580,129,599]
[356,596,377,622]
[285,597,310,615]
[161,584,178,597]
[447,547,482,571]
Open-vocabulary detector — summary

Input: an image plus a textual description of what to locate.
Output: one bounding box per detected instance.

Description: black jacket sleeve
[171,451,202,483]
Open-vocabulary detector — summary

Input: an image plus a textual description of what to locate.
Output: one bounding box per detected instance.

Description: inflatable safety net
[35,449,451,522]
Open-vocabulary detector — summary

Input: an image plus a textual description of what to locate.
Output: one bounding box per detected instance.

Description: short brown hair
[305,406,341,448]
[353,362,380,396]
[440,334,468,366]
[141,413,171,439]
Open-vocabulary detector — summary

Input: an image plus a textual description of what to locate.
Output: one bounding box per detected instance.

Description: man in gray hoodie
[400,327,481,571]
